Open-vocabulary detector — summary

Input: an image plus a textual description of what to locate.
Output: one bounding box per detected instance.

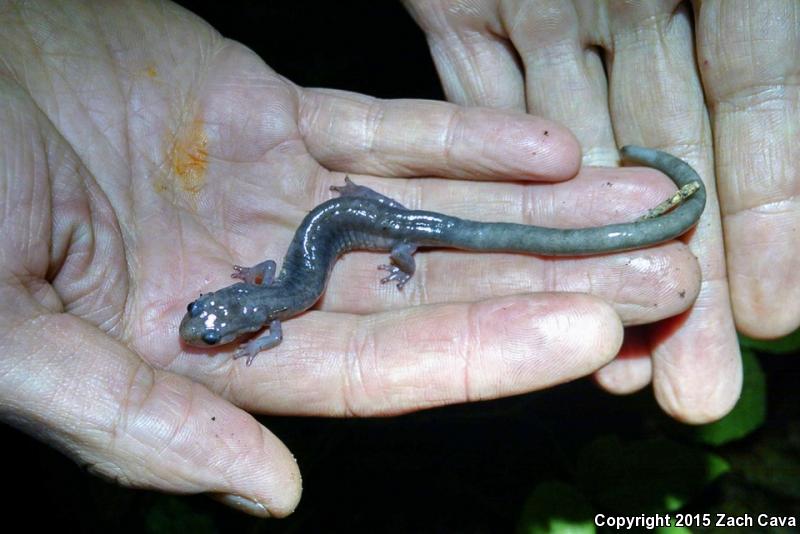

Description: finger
[608,1,741,423]
[696,0,800,338]
[321,241,699,326]
[1,294,300,517]
[299,88,581,182]
[403,0,526,109]
[501,0,619,164]
[594,327,653,394]
[174,293,624,416]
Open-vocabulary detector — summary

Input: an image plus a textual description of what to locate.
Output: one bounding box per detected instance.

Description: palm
[4,7,306,364]
[120,48,318,368]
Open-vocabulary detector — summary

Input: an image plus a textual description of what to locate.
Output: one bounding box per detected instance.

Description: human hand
[0,0,701,516]
[404,0,798,423]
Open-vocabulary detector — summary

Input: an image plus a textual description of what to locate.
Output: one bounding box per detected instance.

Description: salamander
[179,146,706,365]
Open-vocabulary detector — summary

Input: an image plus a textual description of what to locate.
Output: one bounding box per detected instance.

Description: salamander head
[179,284,270,348]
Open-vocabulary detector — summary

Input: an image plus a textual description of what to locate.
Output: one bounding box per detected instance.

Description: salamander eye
[201,331,221,345]
[187,301,201,317]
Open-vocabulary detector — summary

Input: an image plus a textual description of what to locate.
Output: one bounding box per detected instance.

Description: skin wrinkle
[395,318,440,406]
[130,375,260,492]
[440,105,461,173]
[450,31,492,101]
[0,305,52,389]
[410,245,429,307]
[714,113,798,210]
[655,342,727,423]
[462,299,481,403]
[0,47,18,81]
[450,28,522,108]
[520,173,536,226]
[543,256,559,301]
[49,45,129,223]
[729,163,797,212]
[341,318,373,417]
[507,1,575,50]
[173,207,193,303]
[712,82,797,107]
[15,121,128,339]
[24,106,125,336]
[247,94,304,163]
[60,215,97,306]
[42,127,62,279]
[219,437,268,495]
[295,90,325,161]
[738,196,800,218]
[77,175,128,334]
[153,373,198,461]
[90,2,129,178]
[109,358,153,462]
[363,98,384,163]
[27,132,49,269]
[15,316,78,413]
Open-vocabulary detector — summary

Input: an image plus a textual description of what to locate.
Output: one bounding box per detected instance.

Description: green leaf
[576,436,730,514]
[655,527,692,534]
[693,348,766,446]
[739,327,800,354]
[517,481,595,534]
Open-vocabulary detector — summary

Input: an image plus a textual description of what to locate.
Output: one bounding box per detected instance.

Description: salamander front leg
[378,242,417,290]
[233,319,282,366]
[231,259,276,286]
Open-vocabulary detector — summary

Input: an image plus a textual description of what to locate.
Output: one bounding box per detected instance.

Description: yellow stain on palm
[167,119,209,195]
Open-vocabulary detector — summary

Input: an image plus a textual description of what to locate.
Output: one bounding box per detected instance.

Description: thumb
[1,311,300,518]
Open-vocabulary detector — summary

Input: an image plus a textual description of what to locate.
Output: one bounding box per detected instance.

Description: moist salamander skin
[179,145,706,364]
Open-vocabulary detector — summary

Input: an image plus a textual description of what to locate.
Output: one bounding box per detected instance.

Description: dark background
[189,1,445,99]
[4,2,798,533]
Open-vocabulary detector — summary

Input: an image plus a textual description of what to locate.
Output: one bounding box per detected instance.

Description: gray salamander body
[179,146,706,364]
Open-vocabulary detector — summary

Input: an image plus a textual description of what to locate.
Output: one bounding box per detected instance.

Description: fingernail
[214,493,270,517]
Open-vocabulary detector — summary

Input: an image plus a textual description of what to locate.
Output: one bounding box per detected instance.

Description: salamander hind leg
[330,176,407,209]
[231,259,276,286]
[379,242,417,290]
